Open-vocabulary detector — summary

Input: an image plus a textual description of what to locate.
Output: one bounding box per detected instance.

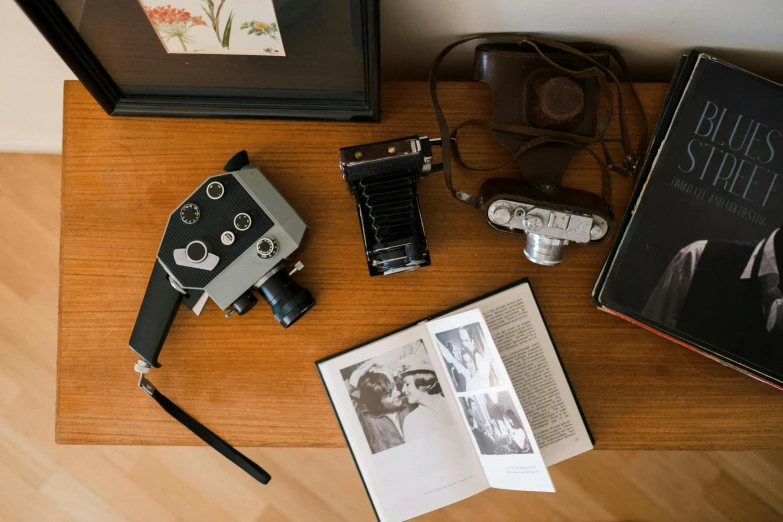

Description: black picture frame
[16,0,380,120]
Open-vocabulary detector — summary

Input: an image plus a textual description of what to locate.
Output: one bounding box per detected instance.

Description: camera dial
[206,181,224,200]
[180,203,200,225]
[490,205,512,226]
[234,213,252,231]
[256,237,279,259]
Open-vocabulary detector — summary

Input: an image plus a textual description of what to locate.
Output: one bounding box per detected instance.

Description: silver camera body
[486,199,609,265]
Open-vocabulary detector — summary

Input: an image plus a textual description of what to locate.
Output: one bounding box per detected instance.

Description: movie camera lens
[254,265,315,328]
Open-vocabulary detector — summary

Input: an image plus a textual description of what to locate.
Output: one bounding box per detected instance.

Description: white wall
[0,0,75,153]
[2,0,783,153]
[382,0,783,82]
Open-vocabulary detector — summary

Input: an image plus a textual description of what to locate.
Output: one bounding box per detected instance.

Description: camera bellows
[356,172,429,275]
[359,174,419,243]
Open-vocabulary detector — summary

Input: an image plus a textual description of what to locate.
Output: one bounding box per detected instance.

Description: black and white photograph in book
[434,323,503,392]
[340,341,453,455]
[460,392,532,455]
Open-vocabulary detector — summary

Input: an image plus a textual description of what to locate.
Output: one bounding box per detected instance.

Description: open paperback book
[317,279,593,521]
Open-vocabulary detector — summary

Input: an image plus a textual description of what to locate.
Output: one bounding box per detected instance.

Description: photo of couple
[434,323,503,392]
[460,392,532,455]
[340,341,453,455]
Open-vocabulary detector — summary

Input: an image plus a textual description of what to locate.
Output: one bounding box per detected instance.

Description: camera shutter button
[256,237,279,259]
[491,206,512,225]
[186,240,209,263]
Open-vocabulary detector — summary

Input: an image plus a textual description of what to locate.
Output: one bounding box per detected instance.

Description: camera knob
[185,240,209,263]
[180,203,200,225]
[490,206,512,226]
[206,181,224,200]
[524,214,544,232]
[234,213,252,231]
[256,237,279,259]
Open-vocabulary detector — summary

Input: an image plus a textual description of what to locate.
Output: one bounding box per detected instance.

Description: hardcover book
[594,51,783,389]
[317,279,593,522]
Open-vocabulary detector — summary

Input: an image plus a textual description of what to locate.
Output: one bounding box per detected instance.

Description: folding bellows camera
[339,136,443,276]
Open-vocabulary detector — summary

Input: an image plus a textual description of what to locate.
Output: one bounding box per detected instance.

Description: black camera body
[129,151,315,368]
[339,136,442,276]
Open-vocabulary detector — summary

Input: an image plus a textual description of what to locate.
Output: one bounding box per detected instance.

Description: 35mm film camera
[473,42,615,265]
[482,179,611,265]
[339,136,442,276]
[429,34,646,266]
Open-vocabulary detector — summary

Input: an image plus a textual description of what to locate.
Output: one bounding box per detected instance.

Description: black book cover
[596,52,783,388]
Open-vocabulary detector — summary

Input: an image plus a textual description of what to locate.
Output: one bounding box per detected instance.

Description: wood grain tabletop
[57,80,783,449]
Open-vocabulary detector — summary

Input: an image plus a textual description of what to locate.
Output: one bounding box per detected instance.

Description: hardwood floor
[1,153,782,521]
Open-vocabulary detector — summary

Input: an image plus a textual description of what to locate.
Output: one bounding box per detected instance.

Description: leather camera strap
[428,33,647,209]
[140,376,272,485]
[450,132,614,215]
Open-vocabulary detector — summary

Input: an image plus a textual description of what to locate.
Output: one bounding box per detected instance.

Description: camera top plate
[155,166,307,309]
[158,172,274,289]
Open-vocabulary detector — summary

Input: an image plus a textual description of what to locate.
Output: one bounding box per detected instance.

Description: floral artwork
[143,5,207,52]
[241,21,279,40]
[201,0,235,49]
[139,0,285,56]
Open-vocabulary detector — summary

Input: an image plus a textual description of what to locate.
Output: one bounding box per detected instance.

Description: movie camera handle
[128,266,272,486]
[127,150,272,486]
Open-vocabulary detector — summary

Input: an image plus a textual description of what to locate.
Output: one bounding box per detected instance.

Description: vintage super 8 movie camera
[130,150,315,370]
[339,136,443,276]
[127,151,315,485]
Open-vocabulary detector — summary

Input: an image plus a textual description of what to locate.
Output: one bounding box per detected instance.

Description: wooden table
[57,81,783,449]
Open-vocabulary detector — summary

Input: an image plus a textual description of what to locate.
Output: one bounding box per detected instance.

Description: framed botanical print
[17,0,380,120]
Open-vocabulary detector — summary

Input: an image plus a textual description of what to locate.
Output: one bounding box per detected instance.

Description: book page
[426,310,555,492]
[449,282,593,466]
[318,324,487,522]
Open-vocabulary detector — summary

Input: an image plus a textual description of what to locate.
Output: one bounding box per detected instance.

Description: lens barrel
[523,233,568,266]
[255,265,315,328]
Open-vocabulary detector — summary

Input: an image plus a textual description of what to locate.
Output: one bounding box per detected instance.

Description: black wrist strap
[140,376,272,485]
